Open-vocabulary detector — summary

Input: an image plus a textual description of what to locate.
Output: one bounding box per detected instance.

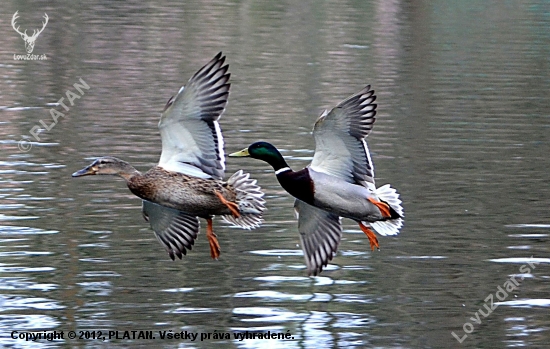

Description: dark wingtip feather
[213,51,224,64]
[163,95,174,112]
[192,52,228,82]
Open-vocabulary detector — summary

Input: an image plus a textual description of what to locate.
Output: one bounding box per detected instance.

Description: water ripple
[234,290,311,302]
[162,287,194,293]
[0,295,65,311]
[233,307,308,323]
[77,281,113,296]
[0,215,39,221]
[332,312,376,328]
[509,234,549,238]
[253,276,310,284]
[0,266,55,273]
[496,299,550,308]
[506,224,550,229]
[488,257,550,264]
[395,256,448,260]
[80,271,121,278]
[0,251,51,257]
[165,307,216,314]
[0,226,58,235]
[334,294,373,304]
[0,277,57,291]
[0,314,59,329]
[250,249,303,256]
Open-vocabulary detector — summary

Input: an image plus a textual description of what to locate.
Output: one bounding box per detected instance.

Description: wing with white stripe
[310,85,376,188]
[158,52,230,180]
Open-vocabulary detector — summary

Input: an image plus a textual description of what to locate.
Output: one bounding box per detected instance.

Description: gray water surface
[1,1,549,348]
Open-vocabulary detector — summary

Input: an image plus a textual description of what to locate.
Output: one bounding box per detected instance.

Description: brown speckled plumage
[128,167,237,217]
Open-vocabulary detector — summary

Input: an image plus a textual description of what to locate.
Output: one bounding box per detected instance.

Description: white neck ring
[275,167,291,175]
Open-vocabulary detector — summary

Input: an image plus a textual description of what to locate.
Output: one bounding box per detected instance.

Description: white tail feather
[377,184,403,217]
[222,170,266,229]
[370,218,403,236]
[365,184,404,236]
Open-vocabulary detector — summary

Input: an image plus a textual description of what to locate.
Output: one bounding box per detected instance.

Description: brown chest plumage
[276,168,315,205]
[127,167,236,217]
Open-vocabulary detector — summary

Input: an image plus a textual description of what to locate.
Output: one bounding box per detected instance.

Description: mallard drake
[73,53,265,260]
[230,85,403,275]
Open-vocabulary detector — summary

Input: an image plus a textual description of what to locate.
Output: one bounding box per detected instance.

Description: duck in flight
[73,53,265,260]
[230,85,403,275]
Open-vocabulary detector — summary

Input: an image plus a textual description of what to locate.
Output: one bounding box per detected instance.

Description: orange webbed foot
[359,222,380,251]
[214,191,240,218]
[206,218,221,259]
[367,197,391,218]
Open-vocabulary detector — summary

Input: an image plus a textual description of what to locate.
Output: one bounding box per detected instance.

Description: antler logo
[12,11,48,54]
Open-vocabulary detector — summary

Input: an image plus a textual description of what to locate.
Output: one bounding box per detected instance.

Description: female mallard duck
[73,53,265,260]
[230,85,403,275]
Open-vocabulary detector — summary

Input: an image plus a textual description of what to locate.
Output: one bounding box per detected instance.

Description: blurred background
[0,0,549,348]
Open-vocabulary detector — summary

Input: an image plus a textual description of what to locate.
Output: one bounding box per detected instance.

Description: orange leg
[367,198,391,218]
[206,218,221,260]
[359,222,380,251]
[214,191,241,218]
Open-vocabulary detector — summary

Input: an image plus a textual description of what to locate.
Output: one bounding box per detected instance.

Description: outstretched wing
[158,52,230,180]
[310,85,377,189]
[142,200,200,260]
[294,199,342,276]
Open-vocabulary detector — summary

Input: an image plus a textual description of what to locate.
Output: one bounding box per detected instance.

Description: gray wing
[310,85,377,189]
[294,199,342,276]
[142,200,200,260]
[158,52,230,180]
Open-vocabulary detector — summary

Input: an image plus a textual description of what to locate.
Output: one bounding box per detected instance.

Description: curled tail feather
[222,170,265,229]
[366,184,404,236]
